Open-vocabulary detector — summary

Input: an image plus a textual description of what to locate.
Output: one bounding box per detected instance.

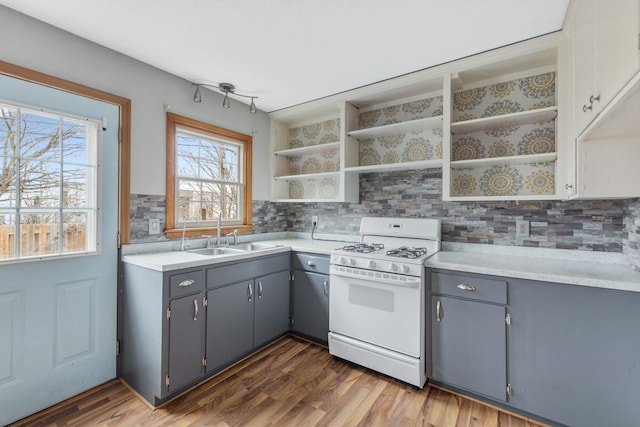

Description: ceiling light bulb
[249,98,257,114]
[193,85,202,103]
[222,93,230,109]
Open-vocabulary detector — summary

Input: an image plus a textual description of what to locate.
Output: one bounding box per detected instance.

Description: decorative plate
[479,165,524,196]
[452,136,484,161]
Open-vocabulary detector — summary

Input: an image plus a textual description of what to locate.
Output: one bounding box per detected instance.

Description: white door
[0,74,119,425]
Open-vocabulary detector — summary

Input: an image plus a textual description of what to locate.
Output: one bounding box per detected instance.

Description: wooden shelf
[347,115,443,140]
[274,141,340,157]
[451,106,557,134]
[273,171,340,181]
[345,159,443,173]
[450,153,557,168]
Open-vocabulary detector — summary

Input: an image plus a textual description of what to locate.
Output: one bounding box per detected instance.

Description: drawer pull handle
[436,300,442,322]
[307,260,316,267]
[179,279,195,287]
[193,299,199,321]
[323,280,329,296]
[457,284,476,291]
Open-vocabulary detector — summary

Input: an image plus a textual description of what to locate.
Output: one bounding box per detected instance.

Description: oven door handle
[330,266,420,288]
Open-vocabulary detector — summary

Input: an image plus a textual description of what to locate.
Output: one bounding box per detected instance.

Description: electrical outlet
[312,215,319,226]
[515,220,529,238]
[149,218,160,235]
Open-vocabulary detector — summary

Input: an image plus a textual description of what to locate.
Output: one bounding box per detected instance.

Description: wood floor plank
[9,336,549,427]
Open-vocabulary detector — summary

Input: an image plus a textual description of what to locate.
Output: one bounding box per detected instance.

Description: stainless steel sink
[188,247,246,256]
[232,242,279,251]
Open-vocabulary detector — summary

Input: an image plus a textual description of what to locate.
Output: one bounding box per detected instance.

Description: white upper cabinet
[572,0,640,137]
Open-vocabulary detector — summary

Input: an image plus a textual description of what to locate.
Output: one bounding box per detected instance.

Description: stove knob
[367,260,376,269]
[389,263,398,272]
[401,265,410,274]
[349,258,356,266]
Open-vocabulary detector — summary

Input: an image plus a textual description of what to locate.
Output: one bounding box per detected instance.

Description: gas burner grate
[386,246,428,259]
[342,243,384,254]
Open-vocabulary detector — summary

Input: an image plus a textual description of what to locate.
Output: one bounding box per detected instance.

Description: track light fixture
[192,82,258,114]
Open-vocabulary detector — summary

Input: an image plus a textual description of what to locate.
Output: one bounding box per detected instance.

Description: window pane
[0,212,16,260]
[19,111,60,162]
[0,156,17,208]
[62,212,88,253]
[177,133,200,179]
[63,165,91,208]
[201,182,221,220]
[221,185,239,221]
[62,119,89,165]
[0,107,17,156]
[20,212,59,257]
[20,159,61,208]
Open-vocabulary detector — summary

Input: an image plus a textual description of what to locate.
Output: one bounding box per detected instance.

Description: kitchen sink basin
[188,247,246,256]
[232,242,280,251]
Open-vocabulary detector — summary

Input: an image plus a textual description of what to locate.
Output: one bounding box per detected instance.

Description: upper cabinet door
[573,0,640,137]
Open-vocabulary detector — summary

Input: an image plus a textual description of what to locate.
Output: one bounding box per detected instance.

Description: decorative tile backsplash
[129,172,639,272]
[358,96,443,166]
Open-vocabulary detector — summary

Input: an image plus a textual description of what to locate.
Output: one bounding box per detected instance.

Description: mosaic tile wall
[450,72,557,197]
[129,197,288,242]
[358,96,443,166]
[285,169,625,252]
[623,198,640,271]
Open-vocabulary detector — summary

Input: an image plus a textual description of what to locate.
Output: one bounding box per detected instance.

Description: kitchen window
[0,102,99,261]
[165,113,252,238]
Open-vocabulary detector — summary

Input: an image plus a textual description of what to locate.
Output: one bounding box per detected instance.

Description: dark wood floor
[11,336,547,426]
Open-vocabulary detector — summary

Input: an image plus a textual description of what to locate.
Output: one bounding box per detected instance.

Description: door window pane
[19,212,59,257]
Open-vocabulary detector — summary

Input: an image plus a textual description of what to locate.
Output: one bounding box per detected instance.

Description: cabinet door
[573,0,597,134]
[431,296,507,402]
[254,270,290,348]
[168,294,204,392]
[206,281,254,373]
[292,270,329,343]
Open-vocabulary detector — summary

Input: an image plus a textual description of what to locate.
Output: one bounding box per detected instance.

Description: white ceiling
[1,0,570,112]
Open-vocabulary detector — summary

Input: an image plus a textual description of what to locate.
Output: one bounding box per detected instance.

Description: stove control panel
[330,255,422,277]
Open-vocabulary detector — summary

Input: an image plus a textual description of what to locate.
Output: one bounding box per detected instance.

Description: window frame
[165,112,252,239]
[0,100,101,262]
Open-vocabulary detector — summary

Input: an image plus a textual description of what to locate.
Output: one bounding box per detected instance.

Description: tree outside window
[165,113,252,239]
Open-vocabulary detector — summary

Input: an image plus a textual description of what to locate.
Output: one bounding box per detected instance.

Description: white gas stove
[328,217,441,388]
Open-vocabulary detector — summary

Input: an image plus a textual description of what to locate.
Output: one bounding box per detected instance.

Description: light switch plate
[515,220,529,238]
[149,218,160,235]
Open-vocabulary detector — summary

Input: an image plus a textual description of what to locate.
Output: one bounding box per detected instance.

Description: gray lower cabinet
[291,252,330,344]
[121,252,290,405]
[428,268,640,427]
[430,271,507,402]
[205,253,290,373]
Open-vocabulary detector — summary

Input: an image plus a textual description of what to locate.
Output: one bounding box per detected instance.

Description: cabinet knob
[583,103,593,113]
[307,260,316,267]
[589,94,600,104]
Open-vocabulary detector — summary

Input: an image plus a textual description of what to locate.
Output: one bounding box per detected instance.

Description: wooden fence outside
[0,223,86,258]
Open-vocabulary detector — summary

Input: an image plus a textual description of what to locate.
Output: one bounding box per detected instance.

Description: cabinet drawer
[207,254,289,289]
[169,270,204,298]
[292,253,330,274]
[431,271,507,305]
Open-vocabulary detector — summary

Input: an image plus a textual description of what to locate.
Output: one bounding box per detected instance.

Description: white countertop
[426,250,640,293]
[121,236,351,272]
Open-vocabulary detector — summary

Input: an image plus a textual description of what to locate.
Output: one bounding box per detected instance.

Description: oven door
[329,265,423,358]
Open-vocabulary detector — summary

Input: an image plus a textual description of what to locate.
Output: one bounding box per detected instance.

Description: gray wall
[0,5,271,199]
